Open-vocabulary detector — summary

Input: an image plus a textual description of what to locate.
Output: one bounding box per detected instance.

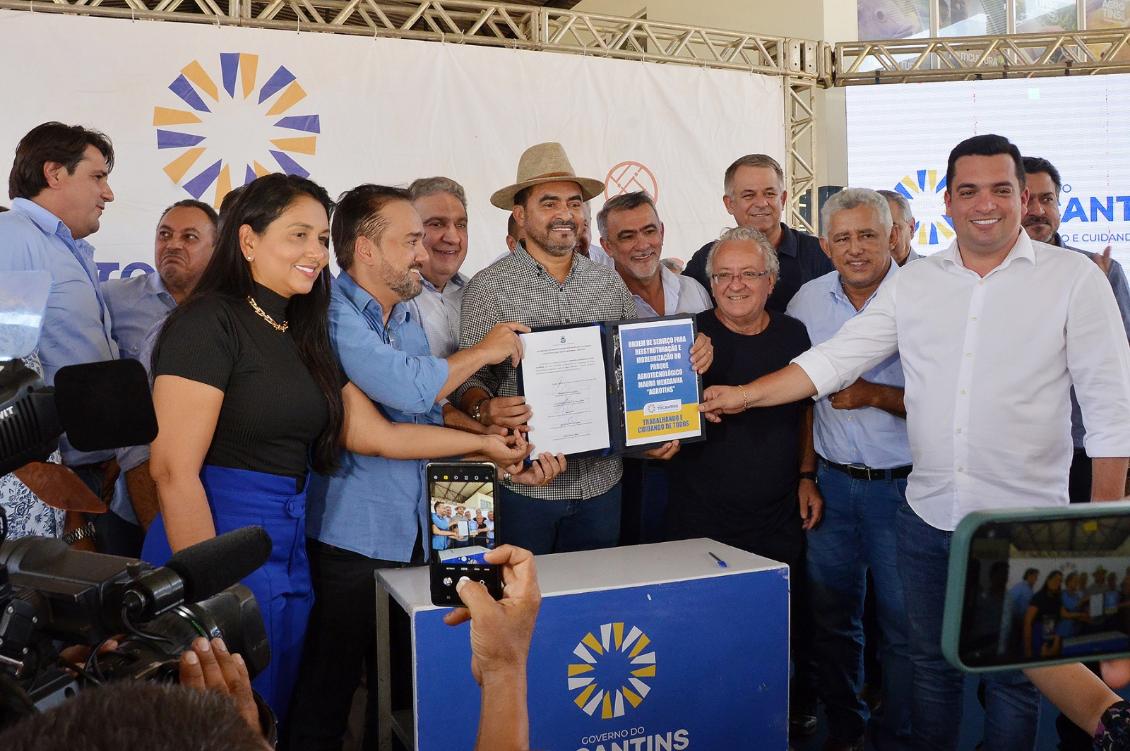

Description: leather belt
[819,457,912,481]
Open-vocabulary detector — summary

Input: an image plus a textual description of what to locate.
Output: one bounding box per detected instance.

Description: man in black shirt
[665,225,821,740]
[684,154,832,312]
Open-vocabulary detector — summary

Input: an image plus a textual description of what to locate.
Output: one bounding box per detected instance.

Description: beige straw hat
[489,142,605,210]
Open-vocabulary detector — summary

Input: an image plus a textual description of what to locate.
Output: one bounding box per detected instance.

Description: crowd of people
[1002,565,1130,661]
[2,119,1130,751]
[431,500,495,554]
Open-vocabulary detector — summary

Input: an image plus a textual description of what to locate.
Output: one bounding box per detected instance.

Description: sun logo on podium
[894,169,955,248]
[568,622,656,719]
[152,53,321,208]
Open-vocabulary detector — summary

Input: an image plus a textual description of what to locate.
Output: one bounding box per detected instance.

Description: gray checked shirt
[457,244,638,501]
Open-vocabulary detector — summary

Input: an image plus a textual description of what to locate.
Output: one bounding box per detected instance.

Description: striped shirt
[457,244,637,500]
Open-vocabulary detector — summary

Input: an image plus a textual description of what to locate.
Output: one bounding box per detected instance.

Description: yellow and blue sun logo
[568,622,656,719]
[153,53,320,208]
[894,169,954,247]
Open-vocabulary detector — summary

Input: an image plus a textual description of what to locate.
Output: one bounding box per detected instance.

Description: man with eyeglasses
[785,188,912,751]
[699,134,1130,751]
[663,225,818,740]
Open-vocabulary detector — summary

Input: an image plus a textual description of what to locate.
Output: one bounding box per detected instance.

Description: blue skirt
[141,465,312,723]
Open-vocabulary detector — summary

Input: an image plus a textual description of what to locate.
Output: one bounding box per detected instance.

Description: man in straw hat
[455,142,712,554]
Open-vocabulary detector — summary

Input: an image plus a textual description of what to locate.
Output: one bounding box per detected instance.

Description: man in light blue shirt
[292,184,533,749]
[1000,568,1039,656]
[786,188,912,750]
[101,199,218,555]
[0,122,118,499]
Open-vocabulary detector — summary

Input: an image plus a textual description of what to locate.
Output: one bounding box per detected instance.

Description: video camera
[0,528,272,729]
[0,272,272,730]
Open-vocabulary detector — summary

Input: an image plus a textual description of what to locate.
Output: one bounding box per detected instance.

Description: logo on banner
[568,622,656,719]
[893,169,954,247]
[605,161,659,202]
[153,53,321,208]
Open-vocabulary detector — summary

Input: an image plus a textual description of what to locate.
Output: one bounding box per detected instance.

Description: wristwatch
[799,471,818,483]
[470,397,489,424]
[62,521,97,546]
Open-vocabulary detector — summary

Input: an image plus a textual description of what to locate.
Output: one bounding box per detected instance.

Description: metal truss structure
[834,26,1130,85]
[6,0,1126,229]
[0,0,823,230]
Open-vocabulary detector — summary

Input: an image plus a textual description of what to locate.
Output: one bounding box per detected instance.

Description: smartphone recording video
[426,462,502,606]
[945,502,1130,671]
[429,463,497,564]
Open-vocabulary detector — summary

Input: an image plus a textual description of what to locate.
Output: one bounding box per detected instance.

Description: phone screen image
[428,464,497,566]
[959,515,1130,668]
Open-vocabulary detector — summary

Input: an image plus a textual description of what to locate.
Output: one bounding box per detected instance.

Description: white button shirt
[410,273,466,358]
[793,231,1130,531]
[632,265,713,318]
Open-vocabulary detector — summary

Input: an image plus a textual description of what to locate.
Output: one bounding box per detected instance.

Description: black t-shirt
[1028,588,1062,625]
[153,284,328,480]
[665,309,811,564]
[685,223,833,313]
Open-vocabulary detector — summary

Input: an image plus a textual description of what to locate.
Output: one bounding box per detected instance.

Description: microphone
[122,527,272,620]
[166,526,272,603]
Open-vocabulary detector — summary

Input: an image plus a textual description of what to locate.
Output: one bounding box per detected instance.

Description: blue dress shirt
[0,198,117,464]
[102,272,177,523]
[787,261,912,469]
[306,272,449,562]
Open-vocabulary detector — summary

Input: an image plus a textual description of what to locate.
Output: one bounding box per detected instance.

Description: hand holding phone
[943,501,1130,671]
[427,462,503,607]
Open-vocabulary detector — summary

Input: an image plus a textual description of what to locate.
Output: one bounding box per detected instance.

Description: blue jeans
[806,463,912,746]
[498,484,621,555]
[896,503,1041,751]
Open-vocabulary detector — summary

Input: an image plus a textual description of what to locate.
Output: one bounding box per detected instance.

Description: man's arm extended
[1092,457,1129,502]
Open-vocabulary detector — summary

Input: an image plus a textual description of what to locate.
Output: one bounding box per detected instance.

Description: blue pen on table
[708,551,728,569]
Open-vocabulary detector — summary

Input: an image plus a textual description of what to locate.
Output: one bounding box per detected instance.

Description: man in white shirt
[700,134,1130,751]
[597,190,713,319]
[596,190,714,546]
[408,177,470,359]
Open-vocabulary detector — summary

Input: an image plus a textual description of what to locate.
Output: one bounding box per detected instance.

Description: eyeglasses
[710,270,771,286]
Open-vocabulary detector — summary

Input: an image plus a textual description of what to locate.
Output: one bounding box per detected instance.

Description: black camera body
[0,338,266,730]
[0,535,269,730]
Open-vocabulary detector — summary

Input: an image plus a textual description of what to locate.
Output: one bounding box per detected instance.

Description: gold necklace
[246,296,289,332]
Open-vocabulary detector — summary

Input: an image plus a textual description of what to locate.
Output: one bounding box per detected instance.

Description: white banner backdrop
[847,75,1130,266]
[0,11,785,280]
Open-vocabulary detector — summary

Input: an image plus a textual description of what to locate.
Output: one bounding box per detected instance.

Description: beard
[527,221,577,257]
[1022,218,1055,242]
[380,256,423,300]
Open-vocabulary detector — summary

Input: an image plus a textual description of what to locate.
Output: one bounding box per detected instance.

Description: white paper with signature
[520,326,610,456]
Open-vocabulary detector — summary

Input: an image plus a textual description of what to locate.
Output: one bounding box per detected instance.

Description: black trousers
[1068,448,1093,504]
[288,538,420,751]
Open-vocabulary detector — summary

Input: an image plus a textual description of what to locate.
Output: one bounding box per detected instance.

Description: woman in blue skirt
[140,174,529,724]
